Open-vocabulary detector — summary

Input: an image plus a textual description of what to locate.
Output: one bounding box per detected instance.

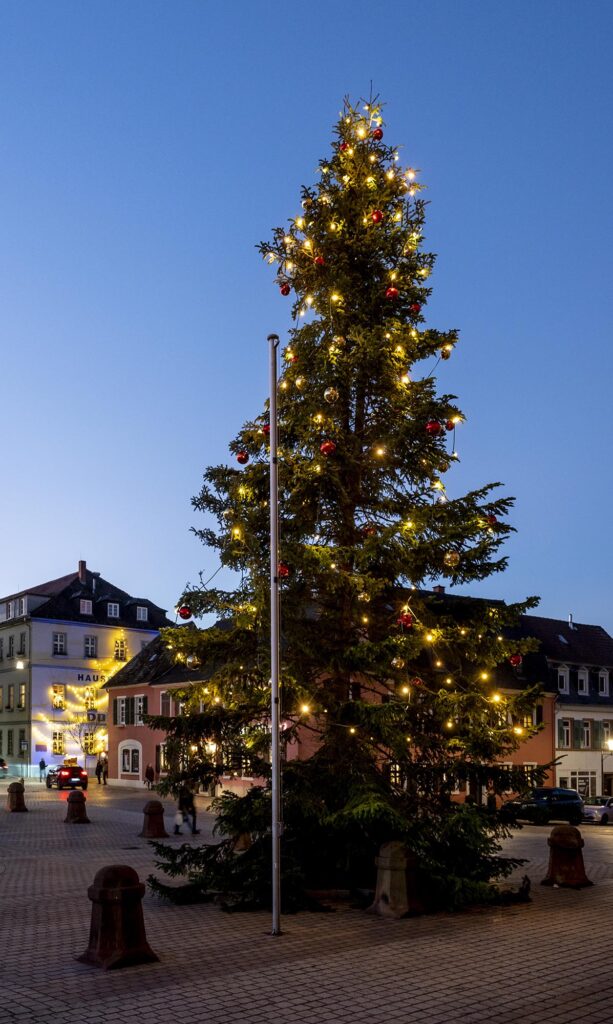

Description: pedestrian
[102,756,108,786]
[174,785,200,835]
[144,763,155,790]
[95,758,103,785]
[39,758,47,782]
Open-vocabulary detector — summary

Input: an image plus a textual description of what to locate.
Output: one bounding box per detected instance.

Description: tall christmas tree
[150,97,540,910]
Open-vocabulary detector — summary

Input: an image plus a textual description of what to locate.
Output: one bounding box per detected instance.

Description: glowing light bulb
[480,672,489,681]
[445,677,453,685]
[513,726,524,736]
[232,527,242,540]
[295,216,305,229]
[331,293,341,303]
[300,704,310,714]
[356,126,366,138]
[305,294,314,305]
[329,222,338,232]
[401,686,410,695]
[375,446,386,457]
[394,211,402,222]
[386,169,394,180]
[407,168,416,181]
[349,727,356,734]
[491,693,502,703]
[303,238,312,250]
[435,660,443,668]
[425,633,435,643]
[400,373,410,385]
[266,251,276,264]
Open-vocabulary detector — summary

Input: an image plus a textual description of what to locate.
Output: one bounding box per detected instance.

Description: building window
[107,602,120,618]
[80,599,93,615]
[0,639,3,661]
[83,732,96,755]
[5,601,13,619]
[577,667,589,696]
[604,721,612,745]
[136,605,148,622]
[121,747,140,774]
[84,687,96,711]
[18,729,26,755]
[8,635,14,658]
[117,697,126,725]
[135,695,148,726]
[52,684,66,710]
[156,743,169,773]
[599,671,610,697]
[160,691,172,716]
[18,597,26,616]
[52,731,64,756]
[348,682,361,701]
[52,632,67,656]
[7,684,15,711]
[84,635,97,658]
[557,666,569,694]
[559,718,571,749]
[570,770,597,799]
[7,730,14,755]
[18,683,25,710]
[17,632,26,655]
[582,720,591,749]
[114,639,127,662]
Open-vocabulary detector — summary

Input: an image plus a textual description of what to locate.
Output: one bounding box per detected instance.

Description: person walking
[95,758,103,785]
[39,758,47,782]
[102,756,109,786]
[174,785,200,835]
[144,763,155,790]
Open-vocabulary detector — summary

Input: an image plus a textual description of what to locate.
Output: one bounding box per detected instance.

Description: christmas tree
[150,97,541,911]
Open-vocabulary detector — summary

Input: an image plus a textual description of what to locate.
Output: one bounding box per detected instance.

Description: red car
[46,763,88,790]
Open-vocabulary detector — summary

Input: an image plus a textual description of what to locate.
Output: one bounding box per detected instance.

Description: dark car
[46,763,88,790]
[0,757,7,775]
[501,787,583,826]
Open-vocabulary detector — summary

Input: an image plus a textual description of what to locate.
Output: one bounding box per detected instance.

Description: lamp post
[268,333,282,937]
[601,737,613,795]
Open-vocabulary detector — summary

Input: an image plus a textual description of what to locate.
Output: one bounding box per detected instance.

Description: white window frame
[570,770,597,799]
[80,599,93,615]
[18,597,26,616]
[135,695,145,726]
[84,635,97,658]
[52,632,67,656]
[599,670,610,697]
[604,721,611,745]
[52,684,66,710]
[119,739,142,776]
[114,638,127,662]
[107,602,120,618]
[557,665,569,694]
[52,731,64,756]
[560,718,571,749]
[577,666,589,696]
[118,697,126,726]
[582,719,591,749]
[136,605,148,622]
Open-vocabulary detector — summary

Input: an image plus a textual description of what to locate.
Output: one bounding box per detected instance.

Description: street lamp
[601,737,613,795]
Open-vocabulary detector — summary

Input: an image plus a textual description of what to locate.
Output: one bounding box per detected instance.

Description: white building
[0,560,170,777]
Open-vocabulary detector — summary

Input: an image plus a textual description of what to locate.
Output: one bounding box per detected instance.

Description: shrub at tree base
[148,96,544,912]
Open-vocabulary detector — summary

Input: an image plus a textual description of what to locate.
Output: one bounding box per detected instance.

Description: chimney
[568,613,576,630]
[433,585,445,595]
[78,560,87,583]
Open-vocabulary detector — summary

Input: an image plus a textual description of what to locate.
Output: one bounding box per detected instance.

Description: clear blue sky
[1,1,612,630]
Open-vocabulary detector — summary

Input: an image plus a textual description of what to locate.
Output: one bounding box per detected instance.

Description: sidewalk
[1,791,612,1024]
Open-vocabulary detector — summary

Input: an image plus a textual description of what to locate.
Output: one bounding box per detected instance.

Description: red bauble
[178,605,192,620]
[263,424,270,436]
[409,302,422,314]
[372,127,384,140]
[315,256,325,266]
[509,654,523,668]
[360,523,377,538]
[320,440,337,456]
[425,420,443,436]
[396,612,413,629]
[445,420,455,431]
[385,286,399,300]
[277,562,290,579]
[280,283,291,296]
[486,514,498,526]
[371,209,384,224]
[236,451,249,465]
[339,142,349,152]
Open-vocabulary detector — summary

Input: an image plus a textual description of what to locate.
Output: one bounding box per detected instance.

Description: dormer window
[5,601,13,620]
[557,665,569,694]
[107,602,120,618]
[80,599,93,615]
[136,605,148,622]
[577,667,589,696]
[599,670,610,697]
[18,597,26,616]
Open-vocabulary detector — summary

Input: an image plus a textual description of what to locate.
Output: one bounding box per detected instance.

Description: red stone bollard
[65,790,90,824]
[139,800,168,838]
[541,825,593,889]
[6,782,27,812]
[78,865,159,970]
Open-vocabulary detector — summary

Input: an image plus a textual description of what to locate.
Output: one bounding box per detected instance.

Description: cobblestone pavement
[2,783,613,1024]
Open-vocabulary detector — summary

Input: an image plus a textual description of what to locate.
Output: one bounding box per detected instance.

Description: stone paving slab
[1,790,613,1023]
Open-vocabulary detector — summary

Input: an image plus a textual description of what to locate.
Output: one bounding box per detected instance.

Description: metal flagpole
[268,332,282,936]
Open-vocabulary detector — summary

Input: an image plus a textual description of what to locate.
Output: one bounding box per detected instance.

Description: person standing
[102,756,109,786]
[95,758,103,785]
[174,785,200,835]
[39,758,47,782]
[144,763,155,790]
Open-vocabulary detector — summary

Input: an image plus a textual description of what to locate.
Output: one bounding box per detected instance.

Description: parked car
[582,796,613,825]
[500,787,583,826]
[46,763,88,790]
[0,757,7,775]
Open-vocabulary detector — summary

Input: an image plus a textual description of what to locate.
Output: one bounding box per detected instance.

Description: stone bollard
[65,790,90,824]
[139,800,168,839]
[541,825,593,889]
[6,781,28,813]
[78,865,159,970]
[368,840,425,918]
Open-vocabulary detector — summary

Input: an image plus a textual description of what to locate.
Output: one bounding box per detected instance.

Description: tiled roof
[104,631,204,689]
[0,571,80,603]
[520,614,613,667]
